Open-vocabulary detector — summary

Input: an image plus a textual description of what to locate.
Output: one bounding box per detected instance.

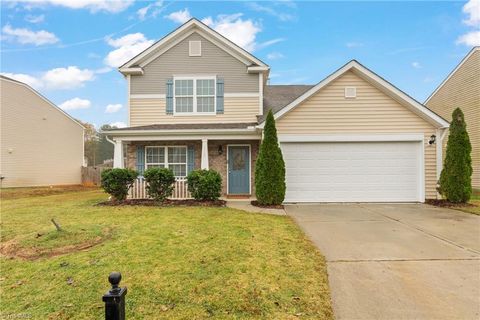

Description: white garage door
[282,141,422,202]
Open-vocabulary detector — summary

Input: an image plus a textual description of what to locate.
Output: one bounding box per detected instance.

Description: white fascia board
[118,67,144,75]
[1,77,85,129]
[247,66,270,73]
[425,47,479,104]
[278,133,425,143]
[257,60,449,129]
[120,19,268,71]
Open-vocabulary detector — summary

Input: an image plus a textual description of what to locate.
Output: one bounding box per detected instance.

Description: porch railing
[128,177,191,200]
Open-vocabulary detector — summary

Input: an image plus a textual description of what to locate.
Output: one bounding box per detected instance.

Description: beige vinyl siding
[130,33,259,95]
[276,71,438,199]
[426,50,480,188]
[0,79,84,187]
[130,96,259,126]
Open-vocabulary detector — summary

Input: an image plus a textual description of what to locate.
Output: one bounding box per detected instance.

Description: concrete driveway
[286,204,480,320]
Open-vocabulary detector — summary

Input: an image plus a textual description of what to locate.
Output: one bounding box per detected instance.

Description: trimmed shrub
[439,107,472,203]
[255,110,286,205]
[187,169,222,201]
[144,167,176,202]
[101,168,138,201]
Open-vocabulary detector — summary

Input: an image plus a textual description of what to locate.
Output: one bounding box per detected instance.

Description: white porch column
[113,140,124,168]
[201,138,209,169]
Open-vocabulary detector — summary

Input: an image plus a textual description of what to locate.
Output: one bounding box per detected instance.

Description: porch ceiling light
[429,134,436,145]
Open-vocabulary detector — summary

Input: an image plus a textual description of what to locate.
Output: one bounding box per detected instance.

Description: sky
[1,0,479,128]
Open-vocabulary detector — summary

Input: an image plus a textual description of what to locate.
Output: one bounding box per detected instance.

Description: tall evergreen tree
[255,110,286,205]
[439,108,472,203]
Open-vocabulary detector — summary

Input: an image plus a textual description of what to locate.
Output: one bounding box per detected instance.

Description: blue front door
[228,146,250,194]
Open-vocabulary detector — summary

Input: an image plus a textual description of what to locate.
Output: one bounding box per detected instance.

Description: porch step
[226,194,251,199]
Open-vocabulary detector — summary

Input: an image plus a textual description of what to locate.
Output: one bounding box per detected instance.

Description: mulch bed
[425,199,476,208]
[97,199,226,207]
[251,200,284,209]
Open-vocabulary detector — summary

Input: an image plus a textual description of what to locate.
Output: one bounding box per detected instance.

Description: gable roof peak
[119,17,269,74]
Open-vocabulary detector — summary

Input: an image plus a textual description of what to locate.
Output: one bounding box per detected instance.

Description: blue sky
[1,0,478,128]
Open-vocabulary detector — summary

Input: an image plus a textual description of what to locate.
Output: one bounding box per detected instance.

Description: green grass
[0,189,333,319]
[461,189,480,215]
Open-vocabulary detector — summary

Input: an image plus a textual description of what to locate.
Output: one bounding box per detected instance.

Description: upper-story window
[174,77,215,114]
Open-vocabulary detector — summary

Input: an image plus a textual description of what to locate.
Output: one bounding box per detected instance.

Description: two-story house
[104,19,449,203]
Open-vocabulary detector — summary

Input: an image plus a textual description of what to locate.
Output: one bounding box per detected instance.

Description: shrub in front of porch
[144,167,176,202]
[187,169,222,201]
[255,110,286,205]
[439,107,472,203]
[101,168,138,201]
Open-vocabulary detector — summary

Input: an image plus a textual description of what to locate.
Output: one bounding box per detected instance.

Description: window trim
[173,76,216,116]
[145,145,188,178]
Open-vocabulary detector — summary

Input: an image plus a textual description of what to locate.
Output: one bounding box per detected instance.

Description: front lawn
[0,189,333,319]
[462,189,480,215]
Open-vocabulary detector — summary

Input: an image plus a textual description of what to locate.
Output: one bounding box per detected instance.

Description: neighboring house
[425,47,479,189]
[104,19,449,202]
[0,75,85,187]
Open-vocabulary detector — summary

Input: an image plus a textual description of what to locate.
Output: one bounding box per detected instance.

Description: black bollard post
[102,272,127,320]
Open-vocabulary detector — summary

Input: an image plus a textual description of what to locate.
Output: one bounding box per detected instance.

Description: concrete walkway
[286,203,480,320]
[226,200,286,215]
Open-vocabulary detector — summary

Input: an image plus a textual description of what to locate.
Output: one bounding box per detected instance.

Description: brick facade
[125,139,260,196]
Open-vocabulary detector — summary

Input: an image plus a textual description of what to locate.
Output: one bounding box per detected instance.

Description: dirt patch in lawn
[0,229,111,260]
[97,198,226,207]
[426,199,477,209]
[251,200,284,209]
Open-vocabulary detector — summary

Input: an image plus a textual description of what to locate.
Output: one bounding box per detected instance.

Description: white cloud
[2,66,94,90]
[110,121,126,128]
[104,33,154,68]
[1,72,43,88]
[462,0,480,27]
[94,67,112,74]
[457,0,480,46]
[246,2,295,22]
[105,103,122,113]
[346,42,364,48]
[165,8,192,24]
[43,66,94,89]
[59,97,91,111]
[201,14,262,52]
[14,0,133,13]
[256,38,285,51]
[456,30,480,46]
[411,62,422,69]
[25,14,45,23]
[2,24,58,46]
[267,52,284,60]
[137,0,163,20]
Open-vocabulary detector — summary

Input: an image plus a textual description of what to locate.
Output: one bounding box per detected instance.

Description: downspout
[105,135,115,146]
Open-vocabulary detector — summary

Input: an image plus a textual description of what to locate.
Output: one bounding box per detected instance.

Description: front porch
[115,138,260,199]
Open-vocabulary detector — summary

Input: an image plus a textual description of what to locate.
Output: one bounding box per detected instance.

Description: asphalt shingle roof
[106,122,258,131]
[260,85,314,122]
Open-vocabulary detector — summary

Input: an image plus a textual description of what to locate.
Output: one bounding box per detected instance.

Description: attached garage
[281,138,424,202]
[261,61,450,202]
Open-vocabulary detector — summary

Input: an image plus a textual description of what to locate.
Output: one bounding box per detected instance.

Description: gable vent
[189,41,201,57]
[344,87,357,98]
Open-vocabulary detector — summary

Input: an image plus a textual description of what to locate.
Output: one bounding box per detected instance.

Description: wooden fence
[81,166,108,186]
